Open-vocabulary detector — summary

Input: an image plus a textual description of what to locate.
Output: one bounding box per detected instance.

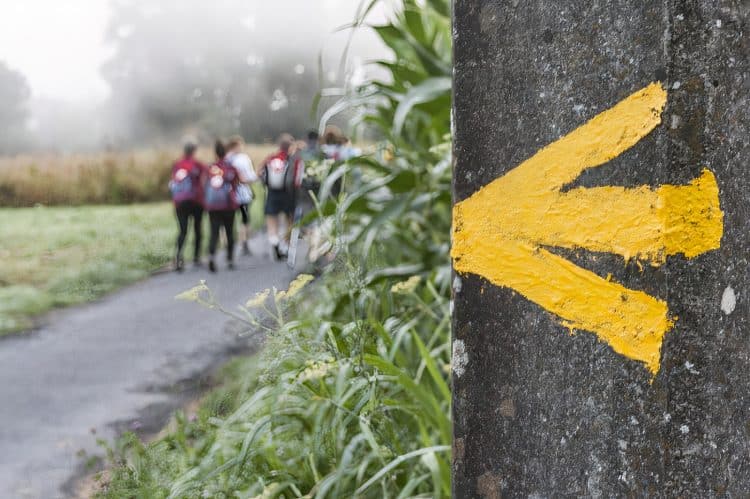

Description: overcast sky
[0,0,383,103]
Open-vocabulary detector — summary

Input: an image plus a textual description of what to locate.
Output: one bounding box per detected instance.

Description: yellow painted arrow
[452,82,723,375]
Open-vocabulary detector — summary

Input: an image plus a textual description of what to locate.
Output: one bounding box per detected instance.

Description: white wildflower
[390,275,421,294]
[245,289,270,308]
[175,280,208,302]
[276,274,314,301]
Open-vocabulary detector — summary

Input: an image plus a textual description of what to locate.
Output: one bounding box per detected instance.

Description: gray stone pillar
[452,1,749,496]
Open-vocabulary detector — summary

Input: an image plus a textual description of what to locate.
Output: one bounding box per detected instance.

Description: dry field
[0,145,276,207]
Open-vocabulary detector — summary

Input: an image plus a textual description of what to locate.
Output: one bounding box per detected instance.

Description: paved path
[0,239,298,499]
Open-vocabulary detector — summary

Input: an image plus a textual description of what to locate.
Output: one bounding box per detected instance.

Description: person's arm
[168,162,177,189]
[256,154,271,176]
[246,156,258,183]
[196,162,207,200]
[257,155,273,185]
[237,154,258,183]
[237,167,250,183]
[192,161,204,180]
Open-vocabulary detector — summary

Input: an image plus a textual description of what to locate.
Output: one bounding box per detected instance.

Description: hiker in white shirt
[225,136,258,255]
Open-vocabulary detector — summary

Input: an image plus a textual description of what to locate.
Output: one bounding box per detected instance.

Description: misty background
[0,0,387,154]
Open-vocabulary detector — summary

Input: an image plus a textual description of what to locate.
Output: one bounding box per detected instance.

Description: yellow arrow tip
[660,168,724,259]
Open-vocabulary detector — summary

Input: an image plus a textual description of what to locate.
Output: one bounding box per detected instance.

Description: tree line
[0,0,376,155]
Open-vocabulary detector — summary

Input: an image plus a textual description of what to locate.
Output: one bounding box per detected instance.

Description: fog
[0,0,388,154]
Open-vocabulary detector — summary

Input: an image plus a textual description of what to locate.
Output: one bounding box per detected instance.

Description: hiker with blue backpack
[169,139,207,272]
[205,139,241,272]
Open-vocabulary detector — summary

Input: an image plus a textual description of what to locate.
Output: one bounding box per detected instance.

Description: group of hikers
[169,127,357,272]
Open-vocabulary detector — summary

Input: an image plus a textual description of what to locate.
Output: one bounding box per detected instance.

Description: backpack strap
[283,155,293,193]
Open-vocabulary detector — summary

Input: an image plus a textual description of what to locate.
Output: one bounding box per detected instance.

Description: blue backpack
[170,160,199,203]
[204,162,236,210]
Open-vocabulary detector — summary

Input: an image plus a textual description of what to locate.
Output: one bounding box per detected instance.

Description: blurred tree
[101,0,342,146]
[0,62,31,154]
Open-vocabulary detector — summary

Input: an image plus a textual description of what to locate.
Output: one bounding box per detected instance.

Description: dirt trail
[0,238,297,499]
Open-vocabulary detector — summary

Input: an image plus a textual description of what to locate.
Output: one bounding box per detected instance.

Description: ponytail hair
[214,139,226,159]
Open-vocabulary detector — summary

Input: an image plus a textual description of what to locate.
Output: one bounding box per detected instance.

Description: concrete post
[452,1,749,496]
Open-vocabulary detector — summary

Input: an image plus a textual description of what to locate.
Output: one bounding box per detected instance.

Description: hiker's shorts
[265,190,294,216]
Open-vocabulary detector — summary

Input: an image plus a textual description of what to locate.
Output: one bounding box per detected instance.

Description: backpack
[170,161,198,202]
[265,155,296,192]
[204,163,237,210]
[226,153,254,205]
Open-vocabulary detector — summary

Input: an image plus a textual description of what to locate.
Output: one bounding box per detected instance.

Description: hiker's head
[226,135,244,154]
[214,139,226,159]
[278,133,295,153]
[322,125,346,146]
[183,138,197,157]
[307,130,319,143]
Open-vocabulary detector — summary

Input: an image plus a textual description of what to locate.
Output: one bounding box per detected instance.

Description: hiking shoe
[175,257,184,273]
[242,242,251,256]
[273,245,283,261]
[227,261,235,271]
[208,260,217,273]
[193,259,202,268]
[278,243,289,261]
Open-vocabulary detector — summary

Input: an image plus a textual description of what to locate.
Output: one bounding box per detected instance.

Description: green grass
[0,203,176,334]
[0,188,267,335]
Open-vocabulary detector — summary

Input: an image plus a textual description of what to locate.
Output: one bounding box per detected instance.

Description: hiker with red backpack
[259,133,304,261]
[169,139,206,272]
[205,140,241,272]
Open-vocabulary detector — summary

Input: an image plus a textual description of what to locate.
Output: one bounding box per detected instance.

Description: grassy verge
[0,186,267,336]
[0,203,176,334]
[99,262,452,498]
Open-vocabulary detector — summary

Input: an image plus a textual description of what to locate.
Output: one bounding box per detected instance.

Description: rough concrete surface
[453,1,749,496]
[0,237,298,498]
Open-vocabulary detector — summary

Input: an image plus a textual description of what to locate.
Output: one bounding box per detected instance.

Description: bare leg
[267,215,287,260]
[281,213,292,244]
[278,213,292,255]
[266,215,280,246]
